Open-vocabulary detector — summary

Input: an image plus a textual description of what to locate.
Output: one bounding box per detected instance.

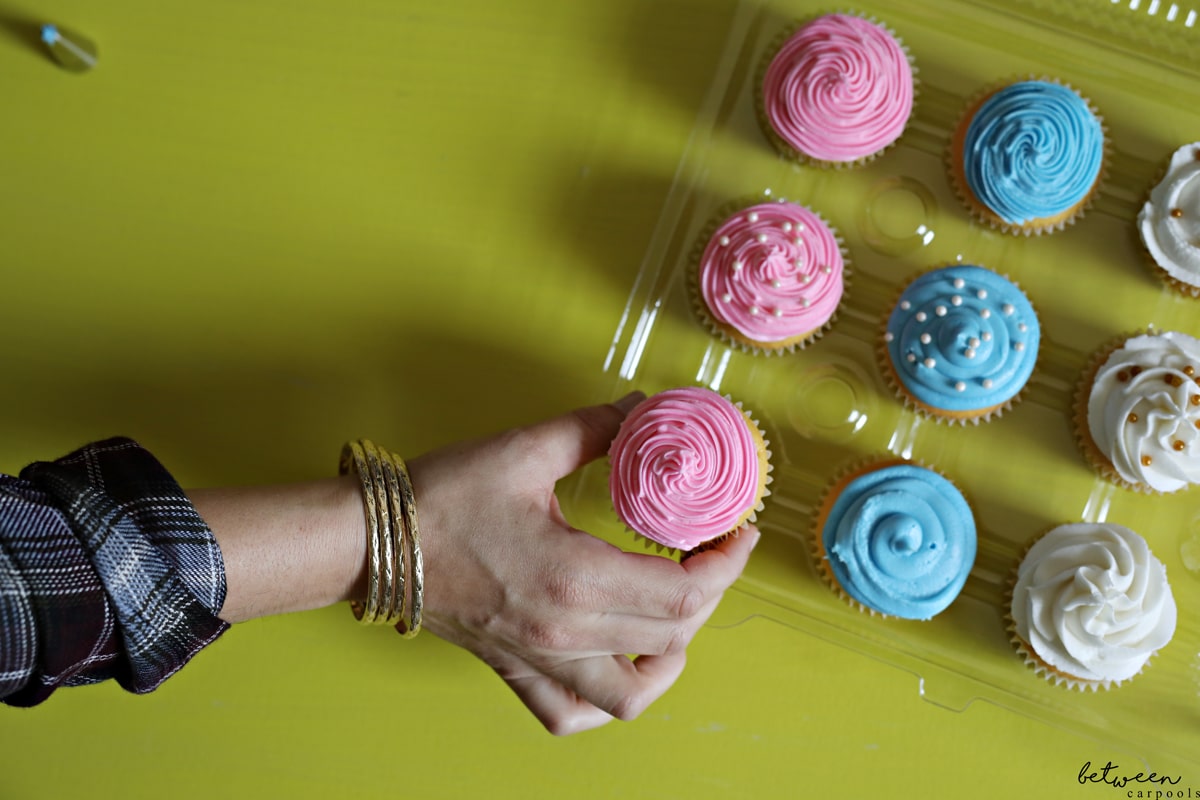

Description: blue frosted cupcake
[881,264,1040,424]
[950,79,1106,235]
[813,461,976,620]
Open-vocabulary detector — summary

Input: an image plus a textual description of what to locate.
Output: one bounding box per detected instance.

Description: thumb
[528,391,645,480]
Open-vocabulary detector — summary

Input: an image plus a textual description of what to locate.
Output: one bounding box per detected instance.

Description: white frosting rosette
[1084,331,1200,493]
[1010,523,1176,689]
[1139,143,1200,296]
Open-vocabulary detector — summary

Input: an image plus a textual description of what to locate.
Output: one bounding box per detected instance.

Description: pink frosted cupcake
[693,199,847,354]
[757,13,915,166]
[608,387,772,551]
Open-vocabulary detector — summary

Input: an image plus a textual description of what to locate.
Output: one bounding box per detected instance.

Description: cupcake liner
[688,191,852,355]
[754,11,919,169]
[1071,329,1171,495]
[610,391,773,552]
[947,75,1109,236]
[809,455,972,620]
[877,264,1038,425]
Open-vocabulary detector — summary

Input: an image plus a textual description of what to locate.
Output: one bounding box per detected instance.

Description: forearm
[189,476,367,624]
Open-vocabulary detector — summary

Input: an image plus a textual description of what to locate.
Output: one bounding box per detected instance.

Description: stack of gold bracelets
[338,440,423,637]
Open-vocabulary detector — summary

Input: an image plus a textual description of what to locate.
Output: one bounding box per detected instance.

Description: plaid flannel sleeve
[0,437,229,706]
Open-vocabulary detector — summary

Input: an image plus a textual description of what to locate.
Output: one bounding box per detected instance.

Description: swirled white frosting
[1138,143,1200,289]
[1011,523,1176,684]
[1086,331,1200,492]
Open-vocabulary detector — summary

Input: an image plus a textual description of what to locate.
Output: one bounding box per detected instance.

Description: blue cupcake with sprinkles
[882,264,1040,424]
[950,79,1106,235]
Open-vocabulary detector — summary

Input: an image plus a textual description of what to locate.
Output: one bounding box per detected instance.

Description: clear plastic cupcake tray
[560,0,1200,772]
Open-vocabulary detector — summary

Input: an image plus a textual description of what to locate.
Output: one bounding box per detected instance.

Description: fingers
[523,391,645,480]
[540,651,688,724]
[505,672,616,736]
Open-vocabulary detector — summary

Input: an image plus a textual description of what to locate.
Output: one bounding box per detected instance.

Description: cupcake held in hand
[1076,330,1200,493]
[693,199,847,354]
[813,461,976,620]
[882,264,1039,424]
[1009,522,1177,690]
[758,13,915,166]
[608,387,772,551]
[950,79,1105,235]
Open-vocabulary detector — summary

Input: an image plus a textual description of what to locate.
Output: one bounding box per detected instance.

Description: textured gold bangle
[362,441,401,626]
[340,441,383,624]
[389,450,424,638]
[377,445,407,626]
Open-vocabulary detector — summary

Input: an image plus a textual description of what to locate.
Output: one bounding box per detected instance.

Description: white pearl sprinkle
[900,300,911,310]
[797,223,805,231]
[822,265,833,274]
[964,348,976,359]
[915,311,927,322]
[772,308,783,317]
[719,236,730,246]
[1018,323,1028,332]
[794,237,804,246]
[733,261,743,271]
[977,289,988,299]
[907,353,917,363]
[968,337,980,348]
[749,305,760,315]
[801,297,810,308]
[982,331,992,341]
[748,212,759,222]
[801,274,812,284]
[884,331,894,342]
[782,222,792,233]
[955,381,966,392]
[771,279,782,288]
[721,293,732,303]
[923,357,936,368]
[1003,303,1015,316]
[935,305,947,317]
[920,333,932,344]
[1014,342,1025,351]
[980,308,991,319]
[953,278,965,289]
[951,295,963,306]
[757,233,768,244]
[982,379,994,389]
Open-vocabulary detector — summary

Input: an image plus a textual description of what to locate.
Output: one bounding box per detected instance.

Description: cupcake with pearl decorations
[691,197,848,354]
[949,78,1106,235]
[757,13,916,167]
[812,459,976,620]
[608,386,772,552]
[1138,142,1200,297]
[1074,330,1200,493]
[1008,522,1176,690]
[881,264,1040,424]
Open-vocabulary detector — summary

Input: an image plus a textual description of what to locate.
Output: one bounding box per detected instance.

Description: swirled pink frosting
[609,387,762,550]
[699,201,843,345]
[762,14,913,163]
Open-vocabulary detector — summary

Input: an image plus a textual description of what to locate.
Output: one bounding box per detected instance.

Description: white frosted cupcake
[1009,522,1177,690]
[1138,142,1200,297]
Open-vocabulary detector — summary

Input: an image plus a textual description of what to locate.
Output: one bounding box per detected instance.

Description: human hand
[407,392,761,735]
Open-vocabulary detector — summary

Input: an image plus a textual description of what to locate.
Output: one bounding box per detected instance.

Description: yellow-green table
[1,1,1195,797]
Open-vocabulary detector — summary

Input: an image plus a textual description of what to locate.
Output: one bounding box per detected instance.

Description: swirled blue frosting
[823,464,976,620]
[962,80,1103,225]
[885,265,1039,414]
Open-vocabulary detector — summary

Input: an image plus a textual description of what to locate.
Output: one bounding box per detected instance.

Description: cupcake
[1009,522,1177,690]
[608,386,772,551]
[813,460,976,620]
[881,264,1039,424]
[1138,142,1200,297]
[1075,330,1200,493]
[757,13,915,167]
[950,79,1106,235]
[693,199,846,354]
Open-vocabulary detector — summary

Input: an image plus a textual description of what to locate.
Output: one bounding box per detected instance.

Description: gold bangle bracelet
[390,451,424,638]
[340,441,383,625]
[377,445,407,626]
[363,441,401,626]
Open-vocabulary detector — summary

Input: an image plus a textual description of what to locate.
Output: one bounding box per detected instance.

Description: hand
[408,392,760,735]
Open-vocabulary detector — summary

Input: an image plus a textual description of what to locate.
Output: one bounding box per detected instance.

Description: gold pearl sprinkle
[1142,455,1154,467]
[1174,440,1186,451]
[1127,412,1139,423]
[1187,366,1197,377]
[1171,208,1184,219]
[1130,366,1143,377]
[1116,370,1129,382]
[1191,395,1200,406]
[1167,374,1183,387]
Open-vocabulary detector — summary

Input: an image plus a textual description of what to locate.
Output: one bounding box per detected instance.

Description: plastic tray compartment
[563,0,1200,773]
